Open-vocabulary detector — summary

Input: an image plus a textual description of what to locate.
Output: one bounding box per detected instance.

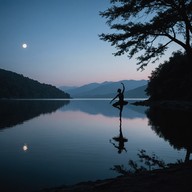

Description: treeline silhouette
[146,52,192,101]
[0,68,70,98]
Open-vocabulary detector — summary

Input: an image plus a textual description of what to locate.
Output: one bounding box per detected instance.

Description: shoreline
[132,99,192,112]
[41,161,192,192]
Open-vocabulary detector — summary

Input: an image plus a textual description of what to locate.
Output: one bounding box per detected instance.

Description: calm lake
[0,99,189,192]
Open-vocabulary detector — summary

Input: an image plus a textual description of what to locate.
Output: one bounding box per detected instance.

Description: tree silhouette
[146,51,192,100]
[100,0,192,69]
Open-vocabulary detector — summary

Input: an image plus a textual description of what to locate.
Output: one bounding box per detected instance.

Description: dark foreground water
[0,99,189,192]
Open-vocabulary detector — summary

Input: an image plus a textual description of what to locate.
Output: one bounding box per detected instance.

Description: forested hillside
[0,68,70,99]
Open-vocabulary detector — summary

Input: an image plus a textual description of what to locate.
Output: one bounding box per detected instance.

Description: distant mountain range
[0,68,148,99]
[59,80,148,98]
[0,68,70,99]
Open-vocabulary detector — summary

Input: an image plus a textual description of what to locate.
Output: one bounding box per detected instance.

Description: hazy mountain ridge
[125,85,148,98]
[59,80,148,98]
[0,68,70,99]
[97,84,148,98]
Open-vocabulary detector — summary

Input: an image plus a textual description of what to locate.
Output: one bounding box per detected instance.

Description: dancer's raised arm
[121,83,125,93]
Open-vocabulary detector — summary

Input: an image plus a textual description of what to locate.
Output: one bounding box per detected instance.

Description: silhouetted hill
[60,80,147,98]
[96,85,148,98]
[125,85,148,98]
[62,82,102,96]
[59,85,78,91]
[0,68,70,98]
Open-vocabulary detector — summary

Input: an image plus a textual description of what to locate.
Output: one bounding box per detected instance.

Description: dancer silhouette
[110,83,128,109]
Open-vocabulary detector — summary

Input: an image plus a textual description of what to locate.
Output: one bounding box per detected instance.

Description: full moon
[22,43,27,48]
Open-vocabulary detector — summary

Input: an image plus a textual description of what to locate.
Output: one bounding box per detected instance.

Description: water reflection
[0,99,187,192]
[60,100,147,119]
[147,106,192,162]
[0,100,70,130]
[110,102,128,154]
[23,144,28,152]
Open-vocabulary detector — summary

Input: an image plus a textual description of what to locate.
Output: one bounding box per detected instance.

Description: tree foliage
[146,51,192,100]
[100,0,192,69]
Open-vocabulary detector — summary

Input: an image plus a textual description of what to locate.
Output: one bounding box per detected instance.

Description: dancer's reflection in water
[110,83,128,154]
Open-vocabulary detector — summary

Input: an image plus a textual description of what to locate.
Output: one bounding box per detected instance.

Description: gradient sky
[0,0,177,87]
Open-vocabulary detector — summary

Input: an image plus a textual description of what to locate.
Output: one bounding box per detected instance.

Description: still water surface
[0,99,187,192]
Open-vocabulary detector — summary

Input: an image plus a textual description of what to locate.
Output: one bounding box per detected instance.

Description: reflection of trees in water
[0,100,70,130]
[110,105,128,154]
[111,105,192,176]
[111,149,167,175]
[147,106,192,162]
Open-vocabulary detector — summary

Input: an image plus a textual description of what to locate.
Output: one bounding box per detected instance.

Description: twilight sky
[0,0,174,87]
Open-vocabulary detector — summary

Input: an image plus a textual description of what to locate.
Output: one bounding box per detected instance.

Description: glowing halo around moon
[22,43,27,49]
